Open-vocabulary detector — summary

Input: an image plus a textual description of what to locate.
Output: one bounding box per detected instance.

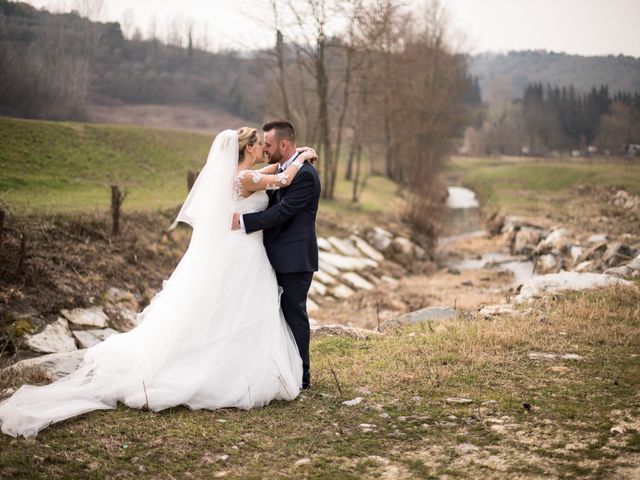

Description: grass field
[1,285,639,478]
[446,155,640,217]
[0,116,399,220]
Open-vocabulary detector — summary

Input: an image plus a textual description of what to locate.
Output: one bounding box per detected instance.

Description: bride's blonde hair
[237,127,258,162]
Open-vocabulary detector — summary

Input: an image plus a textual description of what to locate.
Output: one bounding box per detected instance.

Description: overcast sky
[21,0,640,57]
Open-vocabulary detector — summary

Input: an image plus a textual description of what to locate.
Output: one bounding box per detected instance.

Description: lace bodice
[232,181,269,214]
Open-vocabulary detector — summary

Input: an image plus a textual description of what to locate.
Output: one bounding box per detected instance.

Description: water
[443,186,535,286]
[453,253,535,286]
[445,187,481,236]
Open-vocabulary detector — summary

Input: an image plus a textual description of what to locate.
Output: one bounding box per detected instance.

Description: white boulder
[332,283,355,299]
[60,306,109,328]
[328,237,362,257]
[515,272,632,304]
[341,272,374,290]
[350,235,385,262]
[23,318,77,354]
[319,252,377,271]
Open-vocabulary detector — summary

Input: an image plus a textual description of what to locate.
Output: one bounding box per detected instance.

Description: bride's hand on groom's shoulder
[297,146,318,164]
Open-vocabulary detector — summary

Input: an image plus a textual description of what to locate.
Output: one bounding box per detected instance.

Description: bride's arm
[239,149,316,192]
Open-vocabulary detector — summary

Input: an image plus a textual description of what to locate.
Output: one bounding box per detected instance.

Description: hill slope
[469,51,640,104]
[0,117,212,212]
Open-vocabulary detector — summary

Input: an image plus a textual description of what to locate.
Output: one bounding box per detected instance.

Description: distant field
[0,116,398,217]
[446,155,640,215]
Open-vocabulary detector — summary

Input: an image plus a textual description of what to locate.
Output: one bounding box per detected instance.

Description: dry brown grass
[1,284,638,478]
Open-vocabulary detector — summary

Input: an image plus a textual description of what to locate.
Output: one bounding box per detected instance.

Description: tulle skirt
[0,227,303,439]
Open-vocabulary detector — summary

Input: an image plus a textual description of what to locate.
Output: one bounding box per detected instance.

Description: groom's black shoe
[302,382,311,390]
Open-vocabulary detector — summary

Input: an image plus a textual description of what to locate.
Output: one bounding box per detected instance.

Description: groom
[232,120,321,390]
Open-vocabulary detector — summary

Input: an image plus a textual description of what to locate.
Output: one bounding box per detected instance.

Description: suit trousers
[276,271,314,385]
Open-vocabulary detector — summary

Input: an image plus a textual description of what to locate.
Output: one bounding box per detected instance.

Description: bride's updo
[237,127,258,162]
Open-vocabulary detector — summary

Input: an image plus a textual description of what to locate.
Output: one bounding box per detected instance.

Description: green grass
[1,285,639,478]
[0,116,400,219]
[0,117,213,213]
[446,155,640,213]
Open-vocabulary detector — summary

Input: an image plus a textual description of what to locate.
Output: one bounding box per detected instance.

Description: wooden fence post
[0,208,4,243]
[111,185,127,236]
[187,170,200,191]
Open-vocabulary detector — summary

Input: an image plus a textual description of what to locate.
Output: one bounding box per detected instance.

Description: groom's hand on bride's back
[231,213,241,231]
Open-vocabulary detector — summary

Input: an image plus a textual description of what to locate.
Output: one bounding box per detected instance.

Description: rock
[501,216,545,236]
[479,304,527,318]
[446,397,473,404]
[317,237,333,251]
[536,228,573,255]
[587,234,607,244]
[327,236,362,257]
[341,272,374,290]
[309,281,328,297]
[342,397,363,406]
[613,189,640,210]
[514,272,632,304]
[455,443,480,454]
[575,260,596,273]
[72,328,119,349]
[7,350,86,381]
[513,227,543,256]
[528,352,584,361]
[106,307,140,332]
[628,254,640,271]
[314,270,336,285]
[570,246,584,263]
[104,287,139,312]
[536,254,560,274]
[604,265,635,279]
[380,275,399,286]
[382,306,457,330]
[318,260,340,276]
[319,252,377,271]
[366,227,393,252]
[294,458,311,467]
[578,241,608,263]
[331,283,355,299]
[350,235,385,262]
[23,318,77,354]
[60,306,109,328]
[359,423,377,432]
[311,324,379,339]
[610,425,626,435]
[602,242,637,268]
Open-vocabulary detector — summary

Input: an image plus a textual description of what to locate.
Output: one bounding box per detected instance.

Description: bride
[0,128,316,439]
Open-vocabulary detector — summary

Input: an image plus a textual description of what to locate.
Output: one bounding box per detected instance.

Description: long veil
[0,130,240,438]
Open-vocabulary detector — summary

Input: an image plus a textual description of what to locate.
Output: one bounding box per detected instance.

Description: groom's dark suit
[242,159,321,387]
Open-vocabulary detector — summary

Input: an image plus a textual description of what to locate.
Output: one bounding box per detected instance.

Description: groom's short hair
[262,120,295,144]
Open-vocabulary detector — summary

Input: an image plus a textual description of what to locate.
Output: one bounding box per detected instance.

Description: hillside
[469,51,640,104]
[0,117,212,212]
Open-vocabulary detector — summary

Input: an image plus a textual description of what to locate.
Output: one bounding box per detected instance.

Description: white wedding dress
[0,130,302,439]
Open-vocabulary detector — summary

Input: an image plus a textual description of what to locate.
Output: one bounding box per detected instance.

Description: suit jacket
[243,162,321,273]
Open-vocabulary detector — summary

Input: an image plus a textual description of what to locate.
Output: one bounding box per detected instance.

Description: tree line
[0,1,264,120]
[465,82,640,156]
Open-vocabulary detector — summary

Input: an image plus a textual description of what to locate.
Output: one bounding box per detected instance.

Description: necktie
[277,165,284,174]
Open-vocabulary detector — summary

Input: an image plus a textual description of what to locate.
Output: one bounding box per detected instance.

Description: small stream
[442,187,535,286]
